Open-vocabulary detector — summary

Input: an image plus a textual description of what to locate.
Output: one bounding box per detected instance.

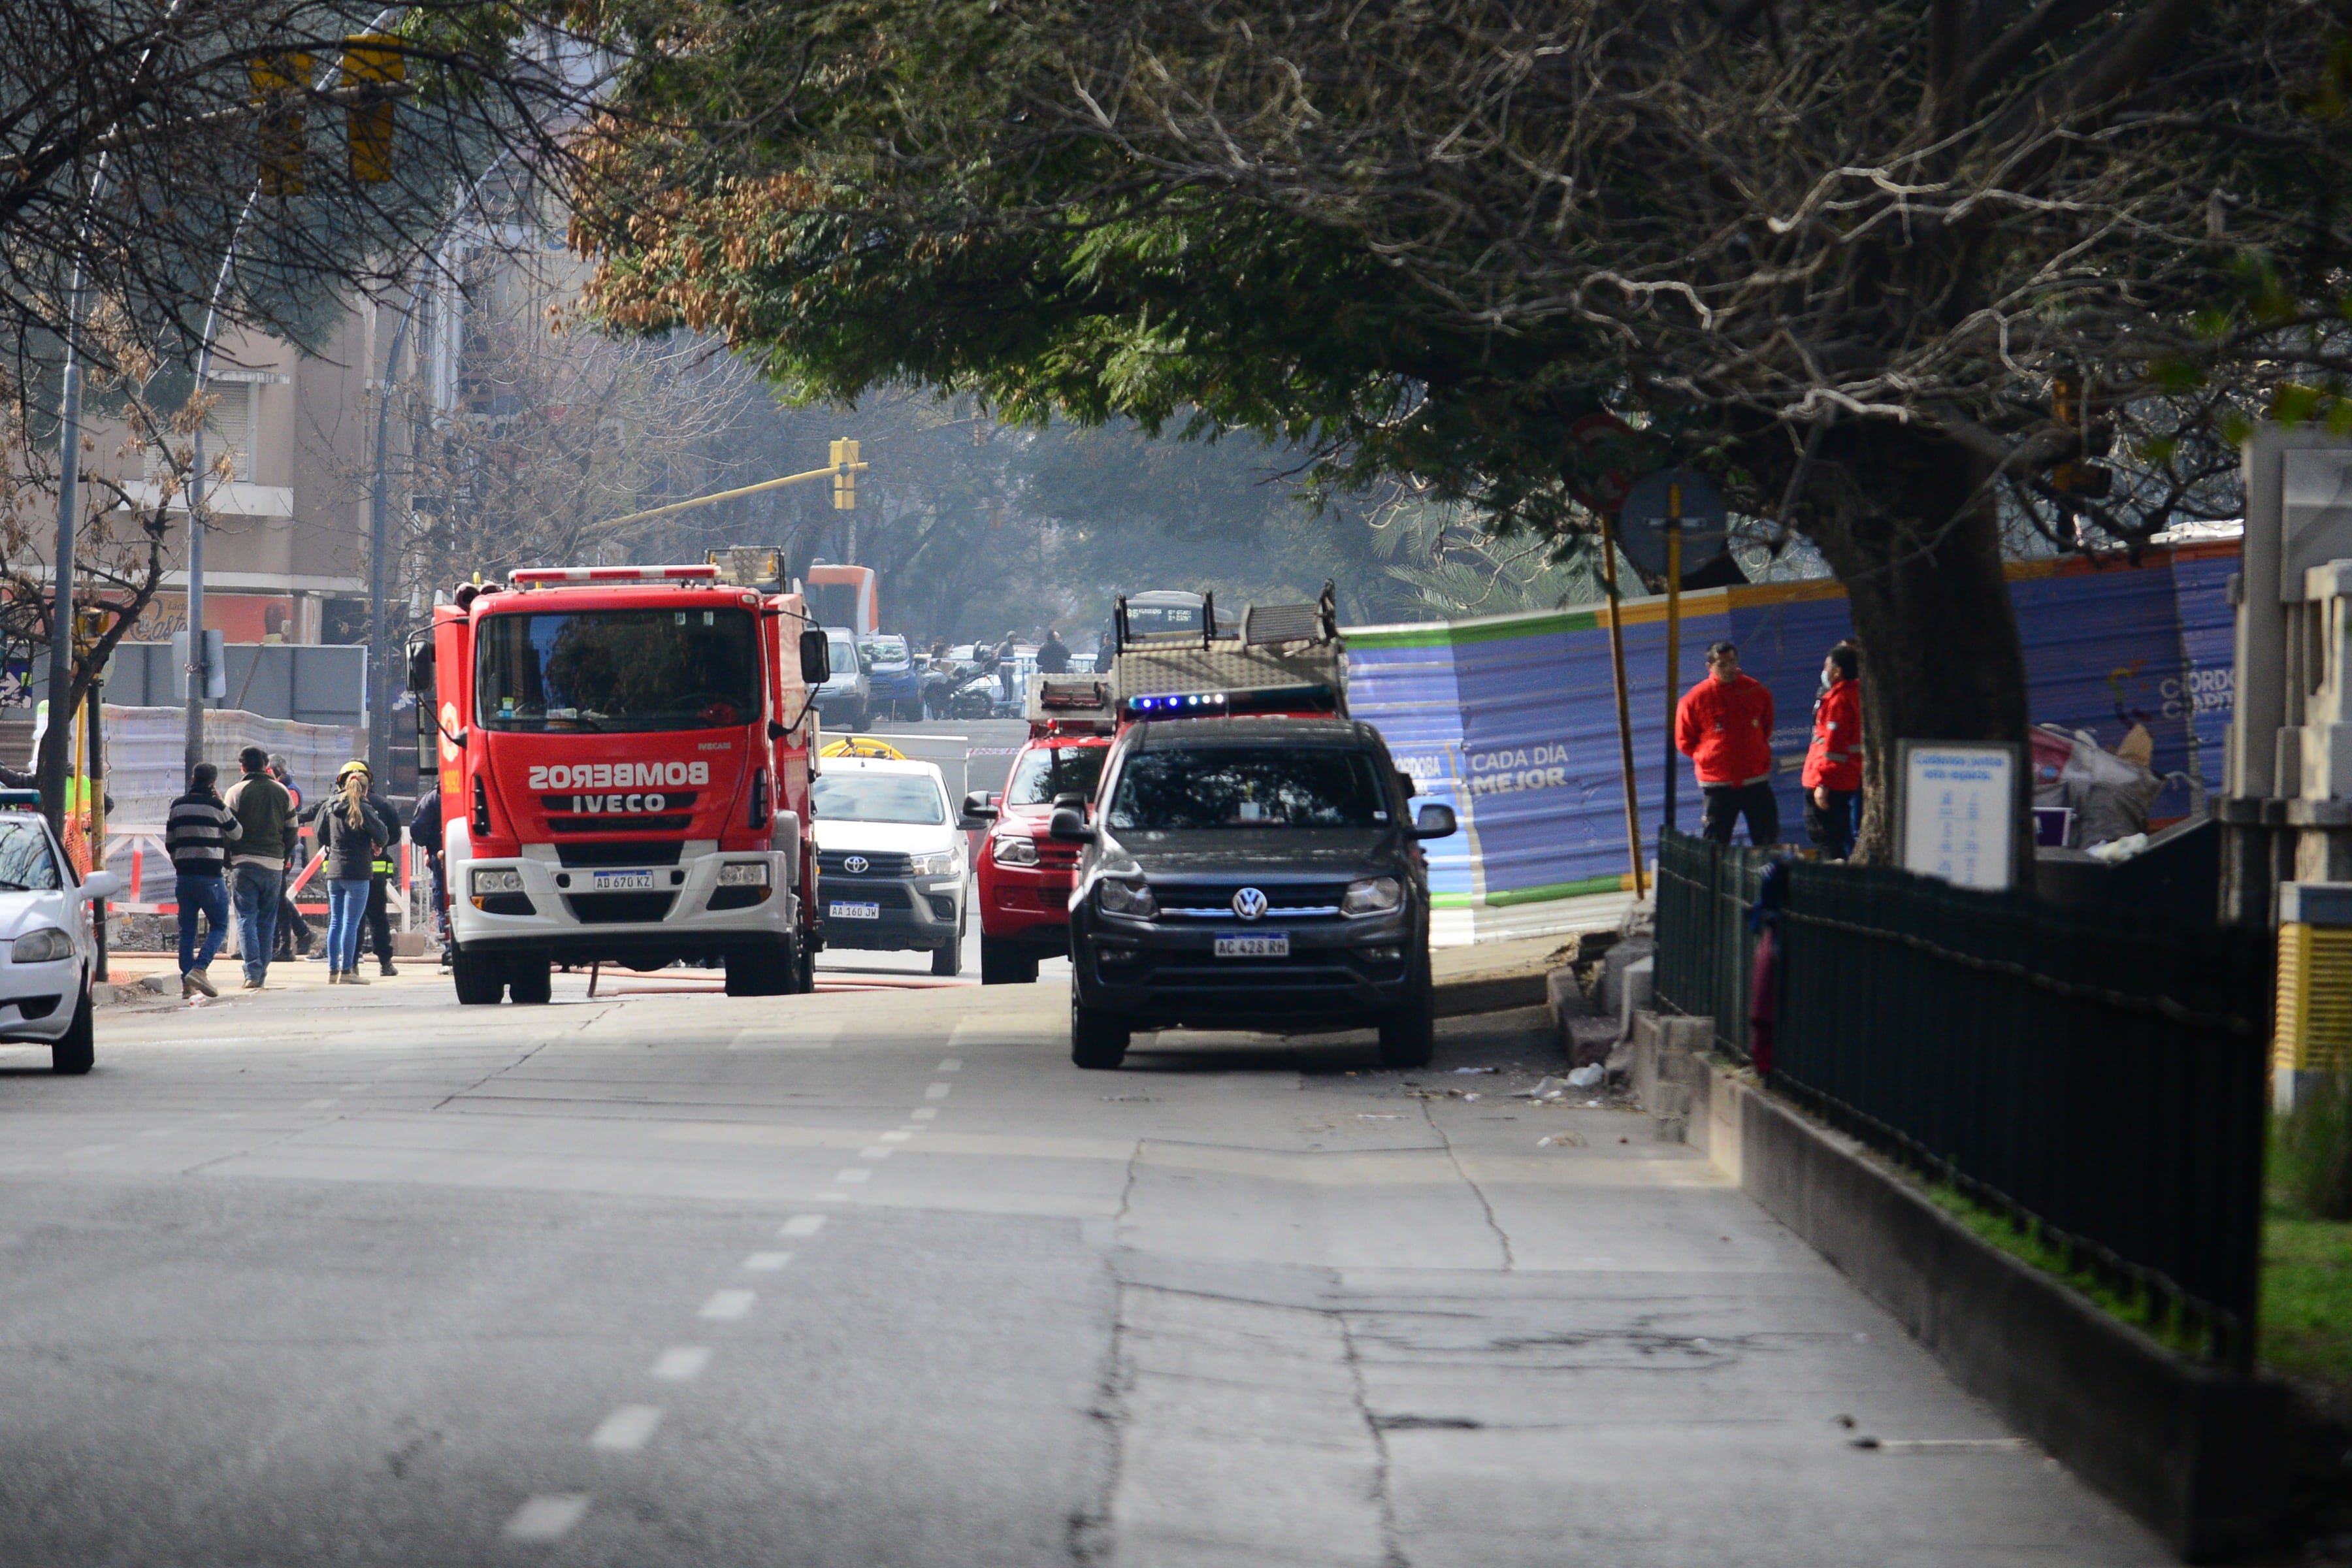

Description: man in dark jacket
[163,762,240,998]
[1036,628,1071,674]
[222,745,297,988]
[268,756,312,961]
[411,788,449,965]
[362,776,404,977]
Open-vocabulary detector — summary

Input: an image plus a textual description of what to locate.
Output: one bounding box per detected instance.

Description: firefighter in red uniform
[1674,640,1778,846]
[1803,642,1863,859]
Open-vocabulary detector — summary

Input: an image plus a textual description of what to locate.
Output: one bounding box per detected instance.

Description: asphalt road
[0,959,2171,1565]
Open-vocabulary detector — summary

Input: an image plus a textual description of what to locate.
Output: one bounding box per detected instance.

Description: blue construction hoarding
[1343,542,2239,911]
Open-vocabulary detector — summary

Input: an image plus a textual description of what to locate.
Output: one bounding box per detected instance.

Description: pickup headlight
[991,834,1039,868]
[1342,876,1403,917]
[717,862,772,888]
[1098,878,1157,919]
[470,868,525,897]
[12,927,71,964]
[909,849,960,879]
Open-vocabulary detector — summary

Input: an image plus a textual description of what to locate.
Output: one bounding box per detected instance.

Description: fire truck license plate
[828,901,881,920]
[592,870,657,892]
[1215,933,1289,958]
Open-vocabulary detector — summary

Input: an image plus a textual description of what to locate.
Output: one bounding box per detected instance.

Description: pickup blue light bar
[1119,684,1341,721]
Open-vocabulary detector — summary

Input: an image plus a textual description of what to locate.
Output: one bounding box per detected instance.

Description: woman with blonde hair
[311,761,393,983]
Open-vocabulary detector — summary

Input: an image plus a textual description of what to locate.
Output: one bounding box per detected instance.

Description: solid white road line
[698,1289,755,1320]
[781,1215,826,1237]
[650,1347,711,1380]
[924,1083,951,1100]
[590,1405,664,1452]
[742,1250,792,1271]
[910,1108,938,1121]
[504,1495,591,1542]
[832,1168,873,1184]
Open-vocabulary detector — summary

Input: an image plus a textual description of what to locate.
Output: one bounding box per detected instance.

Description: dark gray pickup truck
[1051,715,1456,1070]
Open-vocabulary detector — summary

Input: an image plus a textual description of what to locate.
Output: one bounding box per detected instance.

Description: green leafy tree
[567,0,2350,862]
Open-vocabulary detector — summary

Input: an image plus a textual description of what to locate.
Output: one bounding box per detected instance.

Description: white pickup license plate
[828,901,881,921]
[1214,933,1290,958]
[592,870,657,892]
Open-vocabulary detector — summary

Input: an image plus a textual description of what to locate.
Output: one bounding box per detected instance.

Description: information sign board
[1897,741,2019,890]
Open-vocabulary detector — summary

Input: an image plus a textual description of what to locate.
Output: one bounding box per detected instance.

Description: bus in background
[806,562,877,636]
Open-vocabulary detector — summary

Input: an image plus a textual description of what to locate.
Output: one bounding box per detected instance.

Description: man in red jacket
[1675,641,1778,846]
[1803,642,1863,859]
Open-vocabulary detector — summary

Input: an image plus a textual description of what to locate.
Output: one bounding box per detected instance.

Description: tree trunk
[1802,421,2033,884]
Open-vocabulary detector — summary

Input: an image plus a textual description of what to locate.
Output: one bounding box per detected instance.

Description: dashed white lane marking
[303,1098,336,1109]
[832,1168,873,1184]
[781,1215,826,1237]
[909,1108,938,1122]
[340,1082,368,1090]
[938,1058,962,1072]
[743,1250,792,1271]
[650,1347,711,1380]
[590,1405,664,1452]
[924,1083,952,1101]
[815,1192,849,1202]
[137,1128,178,1138]
[857,1147,893,1161]
[698,1289,755,1320]
[504,1495,590,1541]
[879,1130,913,1143]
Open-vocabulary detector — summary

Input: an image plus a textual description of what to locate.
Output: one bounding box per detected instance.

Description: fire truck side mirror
[799,628,832,685]
[407,644,434,732]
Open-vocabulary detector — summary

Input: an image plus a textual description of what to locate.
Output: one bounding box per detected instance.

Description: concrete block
[1618,955,1654,1039]
[1595,938,1653,1017]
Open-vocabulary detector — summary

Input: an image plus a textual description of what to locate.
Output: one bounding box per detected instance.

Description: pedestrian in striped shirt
[164,762,241,999]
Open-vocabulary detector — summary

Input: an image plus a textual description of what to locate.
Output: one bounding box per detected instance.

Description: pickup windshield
[1106,747,1388,830]
[476,608,759,732]
[813,773,946,825]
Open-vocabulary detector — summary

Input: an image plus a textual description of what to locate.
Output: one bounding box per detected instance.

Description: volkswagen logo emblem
[843,855,870,875]
[1232,887,1269,921]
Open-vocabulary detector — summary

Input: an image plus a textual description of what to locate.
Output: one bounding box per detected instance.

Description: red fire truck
[419,556,829,1004]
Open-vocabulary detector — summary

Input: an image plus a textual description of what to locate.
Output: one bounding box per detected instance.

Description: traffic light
[830,438,860,511]
[343,35,404,185]
[249,53,312,197]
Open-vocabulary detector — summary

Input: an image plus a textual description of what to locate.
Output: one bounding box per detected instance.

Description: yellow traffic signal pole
[593,441,869,532]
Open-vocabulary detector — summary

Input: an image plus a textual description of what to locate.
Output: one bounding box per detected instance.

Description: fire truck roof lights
[510,564,721,587]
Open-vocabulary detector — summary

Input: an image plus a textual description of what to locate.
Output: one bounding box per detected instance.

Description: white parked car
[0,808,120,1073]
[811,757,968,977]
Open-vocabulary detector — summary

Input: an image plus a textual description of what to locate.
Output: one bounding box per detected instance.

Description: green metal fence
[1654,830,1770,1059]
[1653,828,2274,1365]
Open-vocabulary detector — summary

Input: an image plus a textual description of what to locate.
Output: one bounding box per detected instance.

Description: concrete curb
[1432,967,1548,1019]
[1629,1012,2291,1562]
[96,972,180,1008]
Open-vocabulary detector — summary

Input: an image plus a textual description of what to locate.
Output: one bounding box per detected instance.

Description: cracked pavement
[0,965,2170,1565]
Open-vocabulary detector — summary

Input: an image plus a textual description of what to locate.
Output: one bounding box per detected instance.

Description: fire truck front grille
[550,815,693,834]
[564,892,679,924]
[555,840,686,868]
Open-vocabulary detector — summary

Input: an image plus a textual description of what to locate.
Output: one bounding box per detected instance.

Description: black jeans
[1701,781,1780,847]
[1805,788,1857,860]
[366,874,394,962]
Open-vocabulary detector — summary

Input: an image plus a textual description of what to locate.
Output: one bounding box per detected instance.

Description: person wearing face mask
[1803,642,1863,859]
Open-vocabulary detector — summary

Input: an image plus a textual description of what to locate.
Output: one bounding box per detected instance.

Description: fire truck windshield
[476,608,760,733]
